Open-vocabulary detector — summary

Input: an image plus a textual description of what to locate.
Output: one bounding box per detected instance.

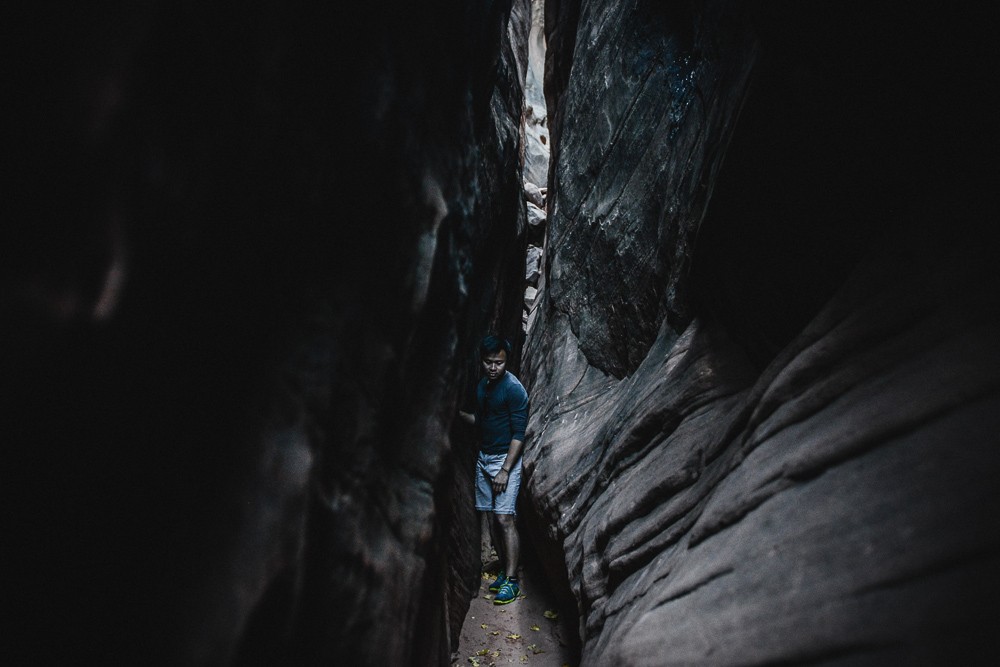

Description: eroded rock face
[1,1,528,664]
[541,0,757,378]
[525,1,1000,664]
[522,0,550,188]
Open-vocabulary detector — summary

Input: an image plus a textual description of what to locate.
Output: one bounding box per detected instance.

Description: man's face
[482,349,507,382]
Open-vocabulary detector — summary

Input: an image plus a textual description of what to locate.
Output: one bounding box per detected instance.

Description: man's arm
[492,381,529,493]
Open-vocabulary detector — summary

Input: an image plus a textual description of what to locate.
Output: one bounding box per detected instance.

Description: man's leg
[485,512,508,592]
[491,513,521,604]
[494,513,519,580]
[487,512,506,568]
[475,454,505,570]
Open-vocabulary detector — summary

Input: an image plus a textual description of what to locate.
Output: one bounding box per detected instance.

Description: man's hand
[458,410,476,425]
[492,468,510,494]
[493,439,523,495]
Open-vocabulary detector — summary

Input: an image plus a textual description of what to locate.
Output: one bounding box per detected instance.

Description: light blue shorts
[475,451,522,515]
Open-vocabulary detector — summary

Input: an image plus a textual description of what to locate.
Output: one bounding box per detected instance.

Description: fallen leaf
[529,625,540,632]
[467,658,479,667]
[506,633,521,640]
[520,656,528,663]
[543,610,558,619]
[476,648,490,656]
[481,623,489,630]
[490,631,500,636]
[528,644,545,655]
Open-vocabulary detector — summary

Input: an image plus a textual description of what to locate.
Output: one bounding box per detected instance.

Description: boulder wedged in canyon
[1,1,529,664]
[524,1,999,664]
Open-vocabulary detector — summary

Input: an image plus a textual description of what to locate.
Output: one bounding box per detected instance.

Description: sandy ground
[453,542,578,667]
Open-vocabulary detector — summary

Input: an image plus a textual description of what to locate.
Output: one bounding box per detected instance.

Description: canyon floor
[453,544,577,667]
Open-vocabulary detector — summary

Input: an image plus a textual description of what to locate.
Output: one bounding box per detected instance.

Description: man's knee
[494,513,516,528]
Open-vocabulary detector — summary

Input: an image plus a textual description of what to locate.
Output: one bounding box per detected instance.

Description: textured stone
[524,180,546,209]
[525,1,1000,664]
[526,200,547,228]
[541,0,757,378]
[522,0,550,188]
[1,1,529,664]
[524,285,539,310]
[526,244,543,284]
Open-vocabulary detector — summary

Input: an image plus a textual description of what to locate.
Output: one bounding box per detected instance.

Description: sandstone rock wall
[522,0,551,189]
[1,2,529,664]
[524,1,1000,664]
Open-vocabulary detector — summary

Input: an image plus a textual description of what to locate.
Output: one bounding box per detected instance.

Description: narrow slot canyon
[2,1,998,666]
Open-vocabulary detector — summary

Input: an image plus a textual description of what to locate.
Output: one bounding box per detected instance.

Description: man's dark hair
[480,335,512,359]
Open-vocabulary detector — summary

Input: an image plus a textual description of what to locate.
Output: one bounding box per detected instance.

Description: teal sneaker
[488,571,508,593]
[494,578,520,605]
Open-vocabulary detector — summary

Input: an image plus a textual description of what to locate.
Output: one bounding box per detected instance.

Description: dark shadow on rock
[519,497,583,665]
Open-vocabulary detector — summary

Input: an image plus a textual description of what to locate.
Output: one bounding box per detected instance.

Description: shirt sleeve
[507,382,529,442]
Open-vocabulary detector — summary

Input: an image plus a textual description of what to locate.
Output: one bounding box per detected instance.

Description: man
[459,335,529,605]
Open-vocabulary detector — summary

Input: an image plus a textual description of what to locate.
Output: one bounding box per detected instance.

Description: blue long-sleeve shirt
[476,371,529,454]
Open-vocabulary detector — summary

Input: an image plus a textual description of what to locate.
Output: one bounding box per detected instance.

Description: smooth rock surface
[1,2,530,664]
[524,1,999,664]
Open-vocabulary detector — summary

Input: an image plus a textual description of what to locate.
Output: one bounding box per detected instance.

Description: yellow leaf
[520,656,528,663]
[543,610,558,619]
[506,633,521,640]
[476,648,491,656]
[467,658,479,667]
[529,625,540,631]
[490,631,500,636]
[528,644,544,655]
[481,623,489,629]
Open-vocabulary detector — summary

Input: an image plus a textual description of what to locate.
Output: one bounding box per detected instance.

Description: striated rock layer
[525,1,999,664]
[2,1,529,664]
